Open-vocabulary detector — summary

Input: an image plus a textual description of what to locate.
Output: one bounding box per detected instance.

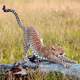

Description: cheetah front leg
[47,55,73,68]
[58,55,76,64]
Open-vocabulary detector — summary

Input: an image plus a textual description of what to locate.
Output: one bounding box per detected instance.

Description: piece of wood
[0,61,80,79]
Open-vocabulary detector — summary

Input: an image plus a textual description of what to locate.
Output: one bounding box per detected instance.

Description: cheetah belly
[29,41,47,60]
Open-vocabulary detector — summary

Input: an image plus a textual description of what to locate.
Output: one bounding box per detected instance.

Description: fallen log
[0,61,80,79]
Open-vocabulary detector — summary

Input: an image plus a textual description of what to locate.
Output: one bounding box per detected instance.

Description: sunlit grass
[0,0,80,64]
[0,0,80,80]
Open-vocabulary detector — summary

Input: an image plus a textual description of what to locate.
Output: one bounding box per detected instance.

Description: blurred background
[0,0,80,64]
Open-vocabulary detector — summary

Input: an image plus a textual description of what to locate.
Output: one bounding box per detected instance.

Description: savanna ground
[0,0,80,80]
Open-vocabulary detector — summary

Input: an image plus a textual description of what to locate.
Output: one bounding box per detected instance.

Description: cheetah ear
[51,45,56,50]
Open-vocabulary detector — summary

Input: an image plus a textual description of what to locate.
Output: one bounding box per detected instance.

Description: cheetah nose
[60,53,63,55]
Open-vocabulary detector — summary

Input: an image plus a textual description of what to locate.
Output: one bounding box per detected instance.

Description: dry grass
[0,0,80,64]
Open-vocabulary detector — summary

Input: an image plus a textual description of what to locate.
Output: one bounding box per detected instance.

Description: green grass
[0,7,80,63]
[0,0,80,79]
[0,0,80,63]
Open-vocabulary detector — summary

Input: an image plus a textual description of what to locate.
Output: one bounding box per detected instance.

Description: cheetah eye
[51,48,56,51]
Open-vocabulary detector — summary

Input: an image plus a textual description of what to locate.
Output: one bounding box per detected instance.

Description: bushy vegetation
[0,0,80,79]
[0,70,79,80]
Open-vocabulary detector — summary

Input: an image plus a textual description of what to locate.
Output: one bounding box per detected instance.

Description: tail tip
[2,5,6,12]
